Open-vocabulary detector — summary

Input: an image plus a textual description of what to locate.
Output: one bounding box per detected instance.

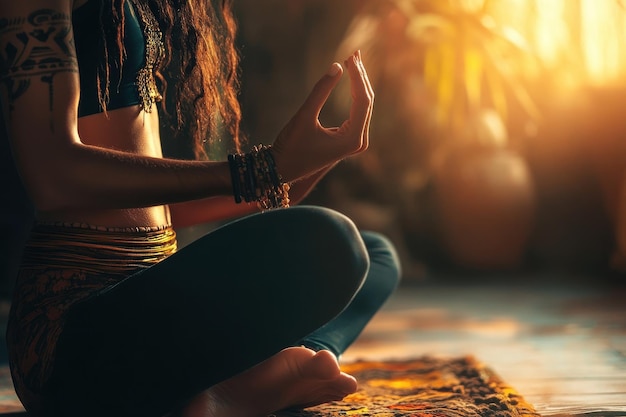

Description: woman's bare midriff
[36,104,172,229]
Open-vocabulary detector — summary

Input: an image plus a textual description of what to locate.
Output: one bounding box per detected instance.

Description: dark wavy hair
[98,0,242,158]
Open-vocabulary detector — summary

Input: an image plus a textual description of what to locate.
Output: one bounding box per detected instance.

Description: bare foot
[180,347,357,417]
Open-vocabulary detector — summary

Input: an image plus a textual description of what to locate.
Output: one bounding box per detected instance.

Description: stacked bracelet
[227,144,290,210]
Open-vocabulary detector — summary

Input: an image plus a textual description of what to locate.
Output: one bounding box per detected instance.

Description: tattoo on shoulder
[0,9,78,110]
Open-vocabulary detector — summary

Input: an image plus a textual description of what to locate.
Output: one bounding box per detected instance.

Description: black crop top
[72,0,163,117]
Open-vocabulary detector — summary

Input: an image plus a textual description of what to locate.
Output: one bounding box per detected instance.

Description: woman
[0,0,400,416]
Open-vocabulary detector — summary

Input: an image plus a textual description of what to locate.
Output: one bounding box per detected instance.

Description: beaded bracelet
[228,144,290,210]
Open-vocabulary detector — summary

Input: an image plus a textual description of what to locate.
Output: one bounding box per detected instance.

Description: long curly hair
[97,0,242,158]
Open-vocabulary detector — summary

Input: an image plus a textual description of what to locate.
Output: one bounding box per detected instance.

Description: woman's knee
[360,231,402,292]
[239,206,372,331]
[210,206,369,306]
[285,206,370,301]
[262,206,369,276]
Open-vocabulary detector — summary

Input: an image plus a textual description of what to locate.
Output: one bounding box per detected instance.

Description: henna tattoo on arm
[0,9,78,127]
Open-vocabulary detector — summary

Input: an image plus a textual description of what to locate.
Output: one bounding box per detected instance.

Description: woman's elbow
[13,142,85,213]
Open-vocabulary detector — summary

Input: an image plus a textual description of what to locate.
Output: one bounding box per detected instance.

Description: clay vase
[433,144,536,270]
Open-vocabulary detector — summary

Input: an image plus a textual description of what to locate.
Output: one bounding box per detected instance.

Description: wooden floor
[342,278,626,417]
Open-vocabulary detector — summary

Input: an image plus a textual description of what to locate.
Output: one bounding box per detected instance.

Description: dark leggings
[48,206,401,417]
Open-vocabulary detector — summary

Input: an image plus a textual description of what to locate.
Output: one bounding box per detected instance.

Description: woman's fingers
[357,52,374,152]
[343,51,374,150]
[357,50,375,105]
[349,51,373,152]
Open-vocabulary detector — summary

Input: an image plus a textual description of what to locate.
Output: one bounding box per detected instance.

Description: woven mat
[275,355,541,417]
[0,356,540,416]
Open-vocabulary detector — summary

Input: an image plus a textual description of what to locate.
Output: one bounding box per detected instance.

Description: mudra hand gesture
[272,50,374,183]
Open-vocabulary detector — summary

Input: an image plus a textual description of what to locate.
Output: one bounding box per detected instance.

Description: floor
[0,276,624,416]
[342,277,626,417]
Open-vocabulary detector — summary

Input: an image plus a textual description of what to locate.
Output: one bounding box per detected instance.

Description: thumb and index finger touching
[299,51,373,132]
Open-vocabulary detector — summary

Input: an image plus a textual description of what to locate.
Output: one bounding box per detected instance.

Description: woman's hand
[271,50,374,183]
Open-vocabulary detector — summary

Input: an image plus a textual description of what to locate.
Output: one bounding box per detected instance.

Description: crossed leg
[179,231,400,417]
[49,207,398,417]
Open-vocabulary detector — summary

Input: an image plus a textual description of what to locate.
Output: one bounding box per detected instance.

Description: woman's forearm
[22,139,233,213]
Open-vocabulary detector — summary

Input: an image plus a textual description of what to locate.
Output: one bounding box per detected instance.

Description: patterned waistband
[34,220,172,233]
[21,222,178,275]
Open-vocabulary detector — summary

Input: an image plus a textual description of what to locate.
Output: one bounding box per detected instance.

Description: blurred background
[231,0,626,284]
[3,0,626,291]
[0,2,625,413]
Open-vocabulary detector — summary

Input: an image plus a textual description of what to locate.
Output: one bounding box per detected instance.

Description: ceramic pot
[433,145,536,270]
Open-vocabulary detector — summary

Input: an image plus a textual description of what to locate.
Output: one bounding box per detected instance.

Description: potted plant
[336,0,543,270]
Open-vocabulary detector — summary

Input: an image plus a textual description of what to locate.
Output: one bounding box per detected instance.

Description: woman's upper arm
[0,0,80,189]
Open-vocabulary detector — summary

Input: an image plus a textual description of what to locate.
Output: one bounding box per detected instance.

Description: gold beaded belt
[21,222,178,275]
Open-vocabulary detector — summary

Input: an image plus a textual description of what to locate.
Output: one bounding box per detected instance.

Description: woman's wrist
[227,144,291,211]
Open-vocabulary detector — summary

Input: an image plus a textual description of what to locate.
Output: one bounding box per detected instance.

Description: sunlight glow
[580,0,626,82]
[534,1,568,67]
[491,0,626,86]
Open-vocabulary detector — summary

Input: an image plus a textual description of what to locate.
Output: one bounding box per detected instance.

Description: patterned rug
[0,356,540,416]
[275,355,541,417]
